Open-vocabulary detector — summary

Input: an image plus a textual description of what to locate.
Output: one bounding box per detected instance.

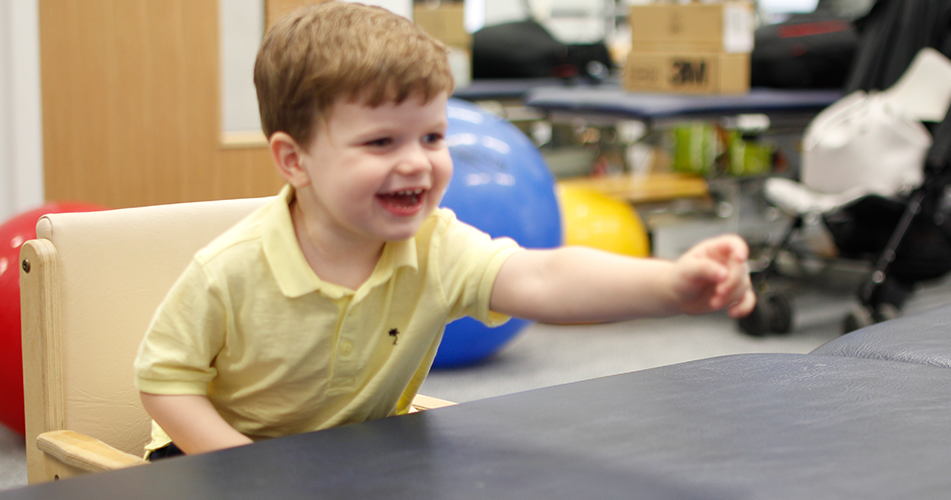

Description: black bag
[565,42,613,81]
[750,12,858,89]
[471,20,612,80]
[472,20,567,79]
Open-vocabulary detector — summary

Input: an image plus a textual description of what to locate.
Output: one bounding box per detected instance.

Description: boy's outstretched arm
[489,234,755,324]
[140,392,253,455]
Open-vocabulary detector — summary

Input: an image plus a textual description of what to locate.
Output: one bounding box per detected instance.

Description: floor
[3,270,950,492]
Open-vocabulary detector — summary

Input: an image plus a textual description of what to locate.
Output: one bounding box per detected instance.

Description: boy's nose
[396,144,433,175]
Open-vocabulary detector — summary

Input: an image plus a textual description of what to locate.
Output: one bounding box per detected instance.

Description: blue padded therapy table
[524,85,843,123]
[5,303,951,499]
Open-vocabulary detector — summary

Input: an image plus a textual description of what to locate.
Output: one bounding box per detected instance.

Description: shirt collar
[262,185,419,299]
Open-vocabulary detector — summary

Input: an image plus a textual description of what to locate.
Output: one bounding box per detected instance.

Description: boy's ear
[269,132,311,188]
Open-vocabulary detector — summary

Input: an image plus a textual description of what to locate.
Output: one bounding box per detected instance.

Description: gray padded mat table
[813,303,951,368]
[5,353,950,499]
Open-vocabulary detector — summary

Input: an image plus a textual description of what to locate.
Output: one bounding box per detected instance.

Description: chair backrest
[20,196,271,479]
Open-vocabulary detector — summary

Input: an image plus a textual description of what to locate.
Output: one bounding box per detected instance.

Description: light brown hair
[254,2,454,145]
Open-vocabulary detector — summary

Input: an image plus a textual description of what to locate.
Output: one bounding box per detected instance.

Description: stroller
[738,0,951,336]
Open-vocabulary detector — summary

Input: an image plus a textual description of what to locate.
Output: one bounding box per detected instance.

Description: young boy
[134,1,755,459]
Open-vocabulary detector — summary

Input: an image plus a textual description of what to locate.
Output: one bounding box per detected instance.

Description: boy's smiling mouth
[376,188,426,216]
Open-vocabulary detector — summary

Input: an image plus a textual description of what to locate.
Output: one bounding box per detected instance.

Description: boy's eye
[366,138,393,148]
[423,133,444,145]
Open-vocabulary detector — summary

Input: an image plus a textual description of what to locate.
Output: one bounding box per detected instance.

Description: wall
[0,0,43,222]
[38,0,413,211]
[39,0,285,210]
[8,0,593,217]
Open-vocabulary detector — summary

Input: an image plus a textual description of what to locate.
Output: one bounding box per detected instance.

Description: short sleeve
[433,211,523,326]
[134,260,227,396]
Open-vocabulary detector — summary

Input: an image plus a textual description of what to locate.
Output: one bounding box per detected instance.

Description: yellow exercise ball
[558,183,650,257]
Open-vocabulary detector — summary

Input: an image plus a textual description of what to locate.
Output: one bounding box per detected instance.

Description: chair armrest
[36,430,146,473]
[410,394,456,412]
[37,401,453,473]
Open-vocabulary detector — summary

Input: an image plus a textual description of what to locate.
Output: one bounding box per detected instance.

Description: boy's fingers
[713,259,751,308]
[694,235,749,268]
[685,256,728,285]
[679,234,753,314]
[718,280,752,311]
[717,235,749,262]
[728,290,757,318]
[730,235,750,259]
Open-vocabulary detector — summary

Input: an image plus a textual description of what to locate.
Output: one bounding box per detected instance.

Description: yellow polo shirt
[134,185,520,451]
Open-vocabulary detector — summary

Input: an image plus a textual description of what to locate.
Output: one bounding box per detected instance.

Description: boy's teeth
[378,188,425,209]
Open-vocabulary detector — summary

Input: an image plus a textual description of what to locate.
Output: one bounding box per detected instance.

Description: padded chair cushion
[811,303,951,368]
[35,197,270,456]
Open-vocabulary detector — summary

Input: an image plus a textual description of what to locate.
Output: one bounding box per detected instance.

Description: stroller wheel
[842,305,875,334]
[737,293,793,336]
[766,294,793,334]
[738,302,769,336]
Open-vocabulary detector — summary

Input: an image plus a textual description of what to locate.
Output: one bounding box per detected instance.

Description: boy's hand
[670,235,756,318]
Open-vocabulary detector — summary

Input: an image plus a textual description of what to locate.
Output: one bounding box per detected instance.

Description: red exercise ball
[0,202,108,435]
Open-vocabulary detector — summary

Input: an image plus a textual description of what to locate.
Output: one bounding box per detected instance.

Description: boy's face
[294,92,453,245]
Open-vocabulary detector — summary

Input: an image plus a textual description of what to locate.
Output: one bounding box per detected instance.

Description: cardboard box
[623,51,750,94]
[414,3,470,49]
[628,1,754,54]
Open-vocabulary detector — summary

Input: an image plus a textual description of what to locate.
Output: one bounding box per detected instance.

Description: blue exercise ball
[433,98,562,368]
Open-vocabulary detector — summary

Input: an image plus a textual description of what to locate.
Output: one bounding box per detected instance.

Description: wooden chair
[19,197,454,484]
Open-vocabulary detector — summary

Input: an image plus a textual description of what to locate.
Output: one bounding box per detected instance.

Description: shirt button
[340,341,354,356]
